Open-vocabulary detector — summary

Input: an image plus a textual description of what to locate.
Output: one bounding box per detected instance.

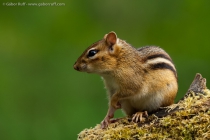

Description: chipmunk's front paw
[100,117,110,129]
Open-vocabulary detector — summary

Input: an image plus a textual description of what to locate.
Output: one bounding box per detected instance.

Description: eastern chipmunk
[74,31,178,128]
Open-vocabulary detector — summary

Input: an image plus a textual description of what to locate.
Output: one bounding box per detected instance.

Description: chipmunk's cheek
[86,65,95,73]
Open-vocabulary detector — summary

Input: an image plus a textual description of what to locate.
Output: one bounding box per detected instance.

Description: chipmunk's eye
[88,50,98,57]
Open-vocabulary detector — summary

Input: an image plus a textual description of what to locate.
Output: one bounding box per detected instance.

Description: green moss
[78,89,210,140]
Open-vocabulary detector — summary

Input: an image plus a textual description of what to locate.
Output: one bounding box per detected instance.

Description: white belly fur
[120,90,164,115]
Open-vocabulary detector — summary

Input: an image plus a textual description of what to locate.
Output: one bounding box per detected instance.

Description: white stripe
[146,58,176,71]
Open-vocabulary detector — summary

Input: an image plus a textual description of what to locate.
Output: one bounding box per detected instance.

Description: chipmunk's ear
[104,31,117,46]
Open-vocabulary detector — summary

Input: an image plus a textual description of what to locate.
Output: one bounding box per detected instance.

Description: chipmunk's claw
[132,111,148,122]
[100,117,110,129]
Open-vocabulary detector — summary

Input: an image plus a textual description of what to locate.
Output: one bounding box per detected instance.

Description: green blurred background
[0,0,210,139]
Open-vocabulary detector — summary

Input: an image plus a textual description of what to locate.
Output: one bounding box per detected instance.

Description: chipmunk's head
[74,31,124,74]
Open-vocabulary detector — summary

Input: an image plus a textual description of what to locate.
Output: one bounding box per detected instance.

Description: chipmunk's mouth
[73,63,87,72]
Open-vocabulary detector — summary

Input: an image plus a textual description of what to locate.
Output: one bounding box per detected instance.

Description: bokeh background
[1,0,210,139]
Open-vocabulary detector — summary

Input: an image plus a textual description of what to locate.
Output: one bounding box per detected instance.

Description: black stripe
[150,62,177,78]
[147,54,172,63]
[137,46,150,52]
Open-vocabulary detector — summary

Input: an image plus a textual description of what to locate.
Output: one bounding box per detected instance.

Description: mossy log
[78,73,210,140]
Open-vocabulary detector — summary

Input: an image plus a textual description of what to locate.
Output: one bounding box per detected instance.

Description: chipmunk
[73,31,178,129]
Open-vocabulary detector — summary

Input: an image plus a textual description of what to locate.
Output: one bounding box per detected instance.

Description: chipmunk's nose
[73,63,80,71]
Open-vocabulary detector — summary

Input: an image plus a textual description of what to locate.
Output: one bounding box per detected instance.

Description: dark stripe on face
[150,62,177,78]
[147,54,172,63]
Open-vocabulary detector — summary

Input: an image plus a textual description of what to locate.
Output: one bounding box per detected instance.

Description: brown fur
[74,31,178,127]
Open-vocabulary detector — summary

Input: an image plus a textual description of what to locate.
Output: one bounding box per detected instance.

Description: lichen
[78,89,210,140]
